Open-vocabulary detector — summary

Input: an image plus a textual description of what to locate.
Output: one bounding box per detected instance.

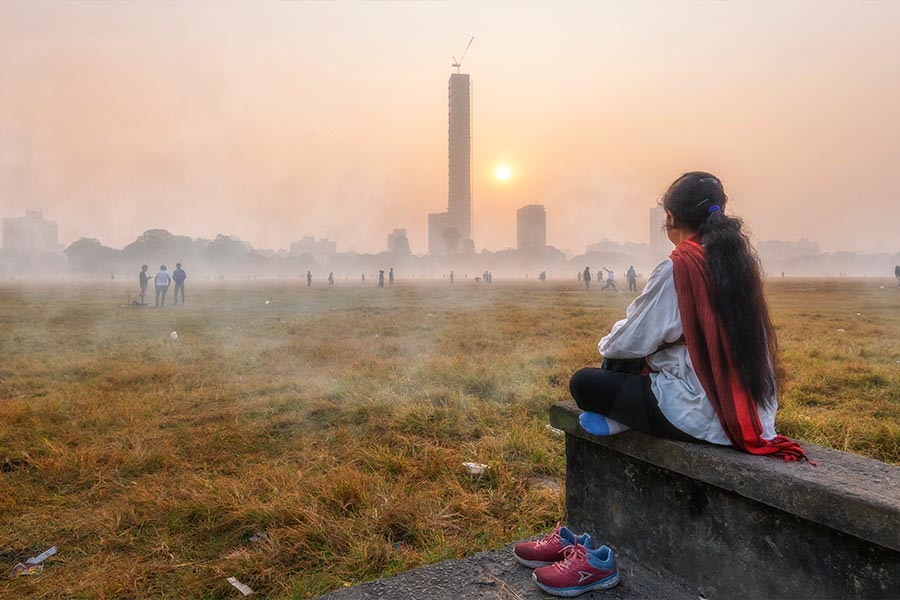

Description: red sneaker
[532,541,619,597]
[513,522,593,568]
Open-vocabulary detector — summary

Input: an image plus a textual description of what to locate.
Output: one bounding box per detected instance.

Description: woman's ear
[665,211,675,229]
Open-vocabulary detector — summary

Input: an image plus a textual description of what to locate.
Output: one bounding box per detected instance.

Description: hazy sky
[1,0,899,254]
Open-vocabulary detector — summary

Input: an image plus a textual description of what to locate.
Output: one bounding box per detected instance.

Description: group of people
[138,263,187,307]
[305,268,395,288]
[579,266,637,292]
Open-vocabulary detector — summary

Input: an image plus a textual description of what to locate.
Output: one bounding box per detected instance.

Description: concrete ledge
[551,400,900,599]
[318,543,696,599]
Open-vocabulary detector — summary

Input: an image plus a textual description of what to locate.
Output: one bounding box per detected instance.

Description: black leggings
[569,367,699,443]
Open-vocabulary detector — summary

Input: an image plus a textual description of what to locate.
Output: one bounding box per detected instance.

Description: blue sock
[579,412,630,436]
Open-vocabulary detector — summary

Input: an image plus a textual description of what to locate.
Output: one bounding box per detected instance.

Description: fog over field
[1,279,898,597]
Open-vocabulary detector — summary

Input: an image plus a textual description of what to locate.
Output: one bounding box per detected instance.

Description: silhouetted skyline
[1,1,899,254]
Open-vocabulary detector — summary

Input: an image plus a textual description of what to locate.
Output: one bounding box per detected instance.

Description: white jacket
[599,258,778,445]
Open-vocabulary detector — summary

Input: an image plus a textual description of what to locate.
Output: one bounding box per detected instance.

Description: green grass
[0,278,898,598]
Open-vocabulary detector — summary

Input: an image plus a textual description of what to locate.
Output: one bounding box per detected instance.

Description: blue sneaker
[532,541,620,596]
[513,522,593,568]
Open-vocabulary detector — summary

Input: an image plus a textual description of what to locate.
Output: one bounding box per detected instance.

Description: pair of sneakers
[513,522,620,597]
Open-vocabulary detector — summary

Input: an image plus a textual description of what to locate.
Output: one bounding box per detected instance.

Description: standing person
[138,265,150,306]
[449,270,454,284]
[895,265,900,287]
[361,273,366,283]
[530,172,811,597]
[172,263,187,305]
[626,266,637,292]
[389,267,394,287]
[577,270,582,283]
[378,270,385,288]
[306,270,312,288]
[602,268,617,291]
[328,272,334,286]
[583,267,591,291]
[154,265,171,307]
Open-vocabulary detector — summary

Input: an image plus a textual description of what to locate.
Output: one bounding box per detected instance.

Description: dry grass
[0,278,897,598]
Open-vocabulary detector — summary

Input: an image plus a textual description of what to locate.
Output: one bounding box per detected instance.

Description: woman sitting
[570,171,808,459]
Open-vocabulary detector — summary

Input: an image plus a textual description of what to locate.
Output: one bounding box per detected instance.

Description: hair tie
[708,205,721,214]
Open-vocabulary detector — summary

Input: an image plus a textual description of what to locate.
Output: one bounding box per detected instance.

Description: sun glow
[495,165,511,181]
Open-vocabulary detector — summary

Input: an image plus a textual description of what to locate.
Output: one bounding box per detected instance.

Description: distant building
[290,235,337,262]
[516,205,547,250]
[2,210,59,256]
[757,239,821,262]
[586,238,648,257]
[428,212,457,255]
[387,228,410,254]
[648,206,668,262]
[429,71,473,255]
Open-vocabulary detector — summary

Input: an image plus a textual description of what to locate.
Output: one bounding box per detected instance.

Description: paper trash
[462,462,488,476]
[170,331,178,340]
[227,577,254,596]
[26,546,56,565]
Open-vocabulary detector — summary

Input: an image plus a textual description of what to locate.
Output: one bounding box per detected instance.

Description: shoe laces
[535,521,562,547]
[554,540,586,571]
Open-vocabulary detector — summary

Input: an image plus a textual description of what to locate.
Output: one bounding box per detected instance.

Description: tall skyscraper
[429,72,472,255]
[648,206,668,262]
[517,204,547,250]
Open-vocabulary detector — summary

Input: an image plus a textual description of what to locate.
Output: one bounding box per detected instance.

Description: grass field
[1,278,898,598]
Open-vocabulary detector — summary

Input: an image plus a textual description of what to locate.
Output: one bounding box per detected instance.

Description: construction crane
[451,37,474,74]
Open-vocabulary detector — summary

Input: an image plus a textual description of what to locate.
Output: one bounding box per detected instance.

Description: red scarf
[670,238,810,462]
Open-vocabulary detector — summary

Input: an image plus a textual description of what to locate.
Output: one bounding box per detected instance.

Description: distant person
[361,273,366,283]
[154,265,171,307]
[895,265,900,287]
[626,266,637,292]
[172,263,187,305]
[389,267,394,287]
[539,271,546,282]
[307,270,312,288]
[602,268,617,291]
[138,265,150,306]
[583,267,591,291]
[328,272,334,286]
[378,270,385,288]
[450,270,454,284]
[577,270,582,283]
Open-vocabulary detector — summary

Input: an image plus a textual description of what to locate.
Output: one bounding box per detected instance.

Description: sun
[495,165,511,181]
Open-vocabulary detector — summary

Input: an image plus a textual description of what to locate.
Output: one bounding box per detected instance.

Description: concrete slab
[318,543,697,599]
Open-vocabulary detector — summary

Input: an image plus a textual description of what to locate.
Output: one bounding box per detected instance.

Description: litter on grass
[545,424,564,437]
[246,532,271,544]
[462,462,488,476]
[170,331,178,340]
[9,563,42,578]
[836,329,846,333]
[26,546,56,565]
[8,546,56,579]
[227,577,254,596]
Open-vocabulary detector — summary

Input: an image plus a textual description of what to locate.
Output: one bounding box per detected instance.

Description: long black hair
[662,171,779,407]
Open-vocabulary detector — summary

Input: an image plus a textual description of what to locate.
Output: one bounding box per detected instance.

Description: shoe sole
[531,570,620,597]
[512,551,554,569]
